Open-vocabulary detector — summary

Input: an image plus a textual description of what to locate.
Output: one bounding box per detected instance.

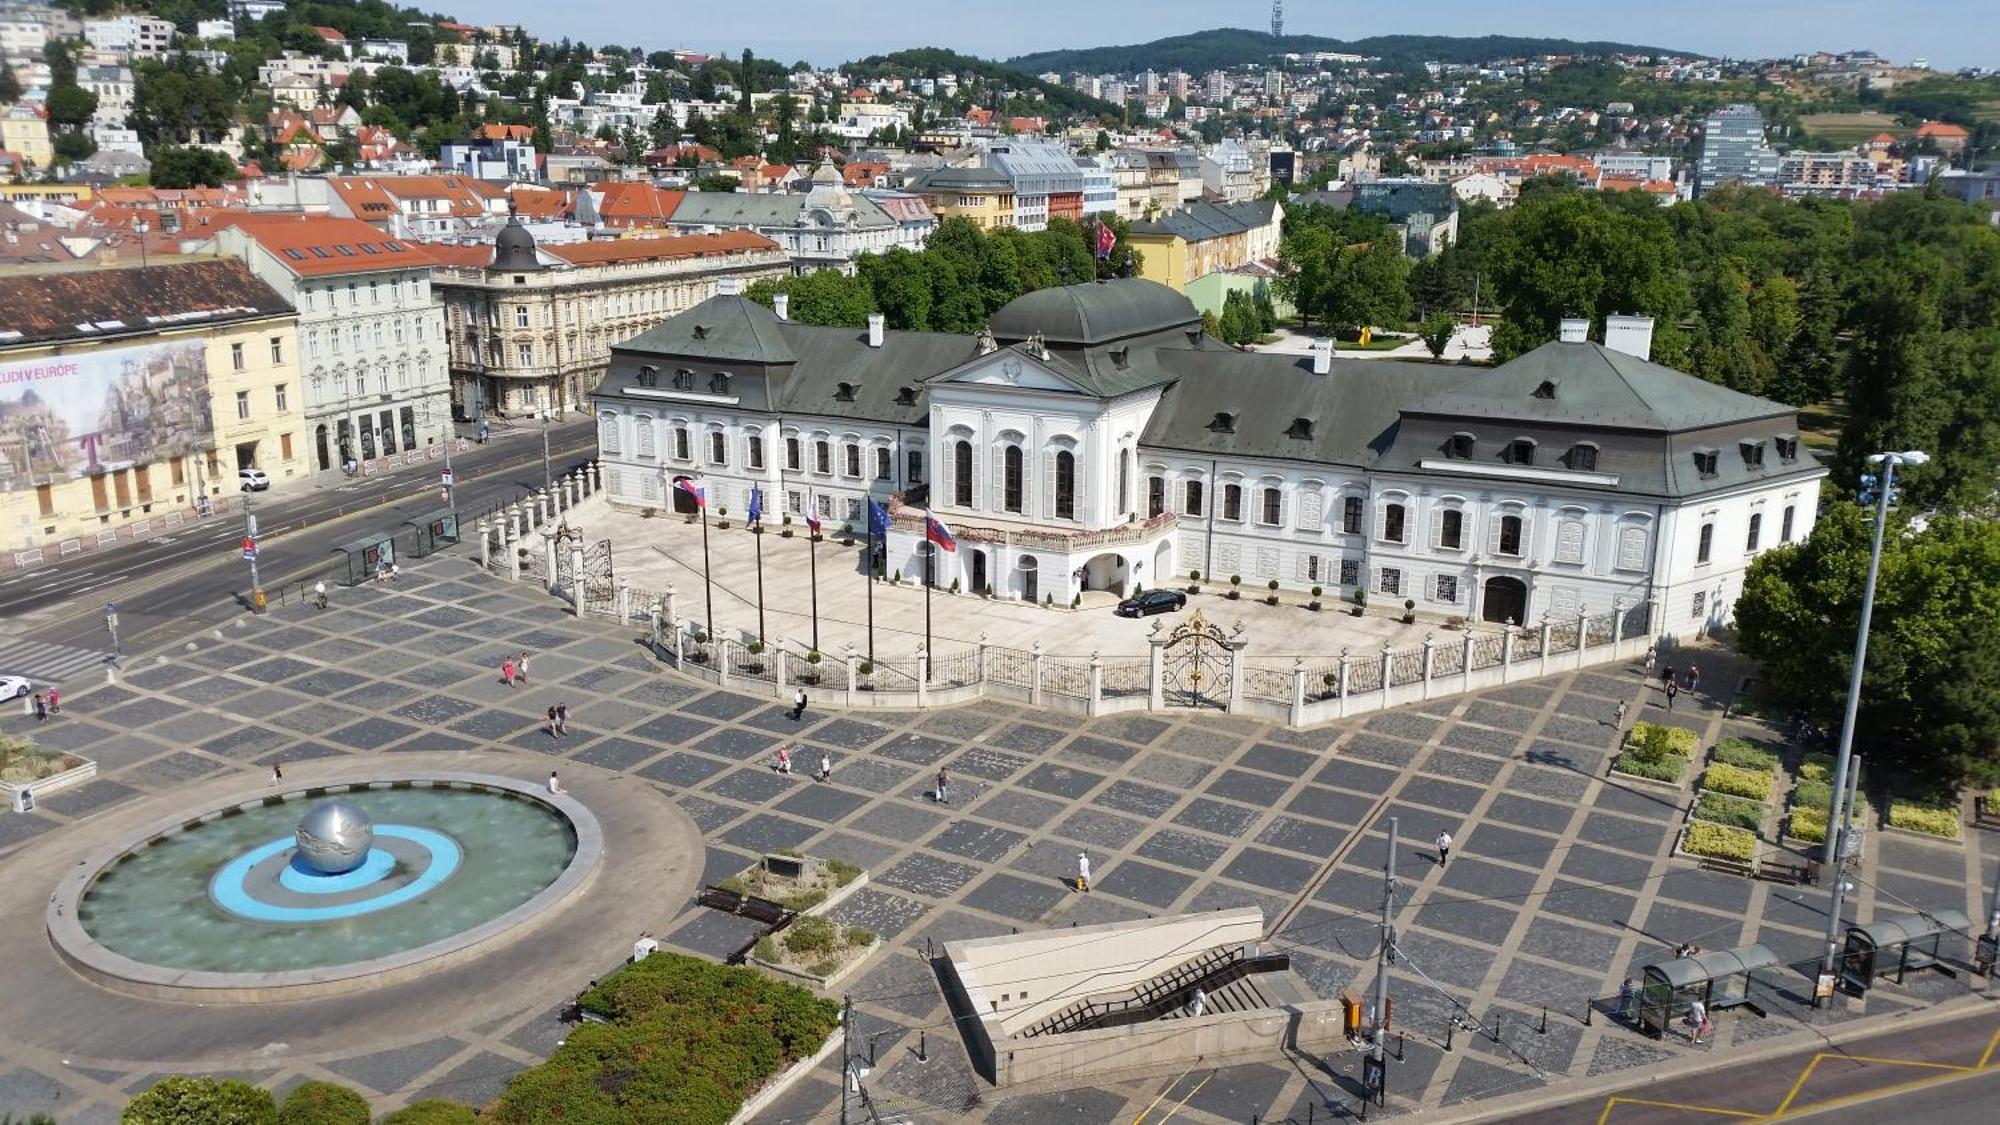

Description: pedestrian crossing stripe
[0,638,111,686]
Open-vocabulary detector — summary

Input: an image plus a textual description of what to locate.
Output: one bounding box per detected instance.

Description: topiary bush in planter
[716,506,731,529]
[1188,569,1202,593]
[1266,578,1280,606]
[1403,597,1416,623]
[1228,575,1242,600]
[1682,821,1756,862]
[1310,585,1323,611]
[780,514,795,537]
[1353,588,1366,617]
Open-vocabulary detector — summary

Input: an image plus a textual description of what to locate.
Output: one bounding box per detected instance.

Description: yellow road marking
[1594,1095,1765,1122]
[1156,1071,1214,1123]
[1132,1066,1194,1125]
[1766,1062,2000,1120]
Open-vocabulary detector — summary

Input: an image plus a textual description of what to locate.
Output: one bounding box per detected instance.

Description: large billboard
[0,339,214,492]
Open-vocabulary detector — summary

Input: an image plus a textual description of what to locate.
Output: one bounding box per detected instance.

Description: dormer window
[1506,438,1537,465]
[709,372,731,395]
[1775,435,1799,463]
[636,365,658,388]
[1446,432,1475,459]
[1567,442,1599,471]
[1109,346,1129,369]
[834,381,856,402]
[1692,448,1720,478]
[672,368,694,391]
[691,324,710,340]
[1287,417,1314,440]
[1533,379,1559,400]
[1740,440,1766,469]
[1209,412,1235,433]
[894,386,916,406]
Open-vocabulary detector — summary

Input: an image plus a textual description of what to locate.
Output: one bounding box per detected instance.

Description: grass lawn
[1798,399,1848,451]
[1799,111,1908,145]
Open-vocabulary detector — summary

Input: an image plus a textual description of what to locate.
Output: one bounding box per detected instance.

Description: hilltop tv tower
[1271,0,1284,40]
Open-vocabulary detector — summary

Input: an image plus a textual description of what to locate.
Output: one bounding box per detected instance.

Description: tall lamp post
[1817,449,1927,998]
[539,405,553,495]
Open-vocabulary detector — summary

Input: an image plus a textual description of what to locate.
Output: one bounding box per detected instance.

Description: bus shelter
[401,508,459,558]
[1842,909,1969,992]
[330,532,396,586]
[1638,943,1778,1039]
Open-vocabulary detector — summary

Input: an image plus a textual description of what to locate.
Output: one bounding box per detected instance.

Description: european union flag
[867,499,891,541]
[748,486,764,525]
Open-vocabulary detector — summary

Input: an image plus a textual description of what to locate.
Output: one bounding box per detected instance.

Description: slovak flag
[805,508,822,535]
[674,477,705,509]
[1094,220,1116,260]
[924,513,958,553]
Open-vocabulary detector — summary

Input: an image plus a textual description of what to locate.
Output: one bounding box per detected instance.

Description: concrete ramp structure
[945,907,1349,1086]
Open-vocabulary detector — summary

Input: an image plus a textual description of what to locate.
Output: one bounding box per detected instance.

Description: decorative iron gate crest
[1157,609,1239,710]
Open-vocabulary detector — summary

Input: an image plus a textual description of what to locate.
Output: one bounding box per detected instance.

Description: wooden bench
[1754,859,1819,886]
[1699,857,1757,879]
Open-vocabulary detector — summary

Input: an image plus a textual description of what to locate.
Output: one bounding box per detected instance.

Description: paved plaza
[581,496,1436,658]
[1,544,1995,1123]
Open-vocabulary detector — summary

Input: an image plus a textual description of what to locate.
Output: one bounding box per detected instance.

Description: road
[0,419,598,687]
[1498,1001,2000,1124]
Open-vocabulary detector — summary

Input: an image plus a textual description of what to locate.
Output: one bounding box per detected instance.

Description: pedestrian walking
[1616,978,1637,1020]
[32,693,46,722]
[1435,829,1452,868]
[272,762,283,783]
[46,687,59,715]
[934,767,949,804]
[517,651,531,682]
[775,745,792,774]
[1188,986,1206,1017]
[547,770,563,795]
[555,703,569,736]
[1661,665,1675,691]
[1686,998,1707,1044]
[1666,681,1679,710]
[817,751,832,783]
[387,562,400,584]
[502,657,516,687]
[1076,852,1092,893]
[313,580,328,610]
[547,705,559,737]
[792,687,809,721]
[1614,699,1629,731]
[1643,645,1657,672]
[1686,663,1701,694]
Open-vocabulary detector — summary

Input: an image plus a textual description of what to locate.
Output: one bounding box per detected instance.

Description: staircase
[1019,945,1291,1037]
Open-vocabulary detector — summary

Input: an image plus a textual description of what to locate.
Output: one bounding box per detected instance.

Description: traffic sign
[241,537,258,560]
[441,468,455,486]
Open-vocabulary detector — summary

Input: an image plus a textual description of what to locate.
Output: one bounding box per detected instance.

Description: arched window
[1436,509,1464,550]
[1223,484,1243,521]
[785,435,801,471]
[673,426,691,461]
[844,442,861,477]
[953,439,973,505]
[1260,487,1282,526]
[1118,449,1131,514]
[1183,479,1203,516]
[1003,446,1023,512]
[1498,514,1524,556]
[815,440,832,475]
[1147,475,1165,517]
[1380,502,1406,543]
[1745,512,1763,552]
[1054,450,1076,519]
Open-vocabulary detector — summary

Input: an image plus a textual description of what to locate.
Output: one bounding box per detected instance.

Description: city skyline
[462,1,1994,73]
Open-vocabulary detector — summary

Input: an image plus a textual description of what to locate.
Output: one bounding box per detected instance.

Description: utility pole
[839,993,853,1125]
[242,481,265,611]
[1819,757,1863,1001]
[1983,848,2000,976]
[540,406,553,495]
[1368,816,1398,1106]
[104,602,119,665]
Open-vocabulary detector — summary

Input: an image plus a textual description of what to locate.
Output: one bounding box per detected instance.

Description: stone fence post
[1538,617,1553,678]
[617,579,631,622]
[568,545,585,614]
[1289,657,1306,726]
[1031,641,1046,707]
[1501,628,1516,680]
[1087,652,1103,717]
[1337,649,1352,720]
[1421,634,1437,700]
[718,638,731,688]
[663,584,677,626]
[1462,631,1476,693]
[477,518,491,569]
[543,532,559,595]
[916,647,929,708]
[1147,631,1167,711]
[1378,644,1393,699]
[505,518,520,582]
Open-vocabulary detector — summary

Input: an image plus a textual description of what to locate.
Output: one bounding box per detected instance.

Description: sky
[463,1,1996,73]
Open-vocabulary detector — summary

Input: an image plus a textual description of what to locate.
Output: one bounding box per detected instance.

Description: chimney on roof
[718,276,741,297]
[772,292,789,321]
[1311,337,1332,375]
[867,313,885,348]
[1558,317,1589,344]
[1603,313,1655,361]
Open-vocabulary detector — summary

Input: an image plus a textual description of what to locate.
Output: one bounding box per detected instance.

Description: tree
[739,48,755,115]
[693,173,738,193]
[0,62,21,104]
[745,271,877,328]
[1218,289,1258,346]
[1736,504,2000,788]
[123,1076,276,1125]
[129,56,236,145]
[274,1081,369,1125]
[1417,311,1457,359]
[44,82,97,133]
[148,145,239,189]
[858,247,932,331]
[1482,189,1690,363]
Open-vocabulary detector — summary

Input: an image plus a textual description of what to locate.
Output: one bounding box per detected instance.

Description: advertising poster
[0,339,214,492]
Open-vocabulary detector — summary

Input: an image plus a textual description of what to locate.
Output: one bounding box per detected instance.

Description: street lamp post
[104,602,119,665]
[242,481,265,611]
[1817,449,1928,996]
[540,406,553,495]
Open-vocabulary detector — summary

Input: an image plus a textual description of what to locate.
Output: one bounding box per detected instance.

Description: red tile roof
[226,213,431,276]
[590,182,685,227]
[544,231,778,265]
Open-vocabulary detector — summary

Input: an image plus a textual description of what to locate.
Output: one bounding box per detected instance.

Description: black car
[1115,589,1187,617]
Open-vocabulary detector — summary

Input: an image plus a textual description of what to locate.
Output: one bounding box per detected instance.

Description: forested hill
[1006,30,1702,76]
[843,48,1123,119]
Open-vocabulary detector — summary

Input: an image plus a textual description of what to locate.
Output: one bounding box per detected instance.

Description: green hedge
[1693,791,1766,832]
[275,1081,369,1125]
[1888,800,1961,839]
[1628,721,1699,757]
[1612,750,1684,783]
[499,953,840,1125]
[1792,778,1833,811]
[1701,762,1775,802]
[1712,737,1779,773]
[378,1103,476,1125]
[124,1077,277,1125]
[1787,805,1828,843]
[1797,754,1836,783]
[1682,821,1756,862]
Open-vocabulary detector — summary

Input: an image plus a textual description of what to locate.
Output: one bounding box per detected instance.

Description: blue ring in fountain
[210,826,462,923]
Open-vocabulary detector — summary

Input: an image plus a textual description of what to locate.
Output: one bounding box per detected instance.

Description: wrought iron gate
[1159,610,1235,710]
[556,538,615,613]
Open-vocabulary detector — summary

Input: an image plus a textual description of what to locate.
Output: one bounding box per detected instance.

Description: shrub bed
[1792,778,1834,811]
[1887,799,1961,839]
[380,1103,477,1125]
[1712,737,1779,773]
[1612,750,1684,784]
[1693,791,1766,832]
[1787,805,1829,844]
[1627,721,1699,757]
[1682,821,1757,863]
[1796,754,1835,783]
[504,953,841,1125]
[1701,762,1775,802]
[277,1081,370,1125]
[124,1077,276,1125]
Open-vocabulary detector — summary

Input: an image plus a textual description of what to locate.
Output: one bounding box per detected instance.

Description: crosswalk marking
[0,637,112,686]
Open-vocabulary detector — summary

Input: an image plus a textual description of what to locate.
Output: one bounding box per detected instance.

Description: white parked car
[238,467,271,491]
[0,675,31,700]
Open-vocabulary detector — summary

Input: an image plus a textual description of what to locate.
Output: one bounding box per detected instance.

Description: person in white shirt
[1076,852,1092,893]
[547,771,562,795]
[1436,830,1452,868]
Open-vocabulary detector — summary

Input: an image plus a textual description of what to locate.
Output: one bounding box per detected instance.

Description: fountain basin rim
[47,771,602,1003]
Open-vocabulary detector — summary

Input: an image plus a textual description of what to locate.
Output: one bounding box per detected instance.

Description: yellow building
[0,106,54,174]
[0,260,305,553]
[0,182,95,207]
[1127,199,1284,292]
[904,165,1016,229]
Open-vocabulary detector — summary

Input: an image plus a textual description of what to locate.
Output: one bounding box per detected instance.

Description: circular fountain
[48,774,602,1001]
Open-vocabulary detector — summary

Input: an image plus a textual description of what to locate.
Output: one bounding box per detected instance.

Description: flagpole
[866,509,875,663]
[753,493,767,644]
[700,497,715,641]
[923,505,933,667]
[808,491,820,654]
